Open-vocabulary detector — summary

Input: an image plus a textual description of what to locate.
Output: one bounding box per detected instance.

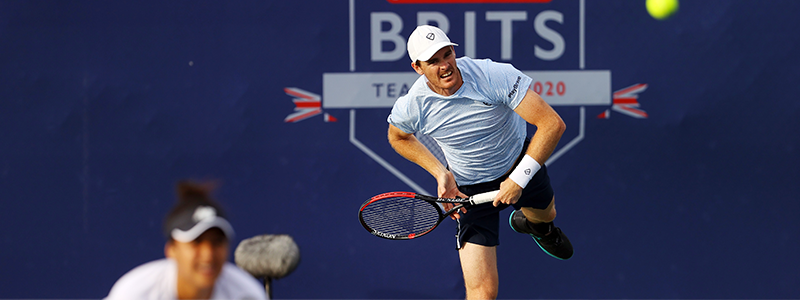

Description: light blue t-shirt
[388,57,533,185]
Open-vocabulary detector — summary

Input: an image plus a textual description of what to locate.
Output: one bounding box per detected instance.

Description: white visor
[171,216,235,243]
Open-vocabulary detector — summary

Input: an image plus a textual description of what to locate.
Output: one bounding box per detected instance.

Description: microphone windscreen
[235,234,301,279]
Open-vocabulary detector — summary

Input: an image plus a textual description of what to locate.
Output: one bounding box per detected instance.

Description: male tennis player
[387,25,573,299]
[106,181,267,300]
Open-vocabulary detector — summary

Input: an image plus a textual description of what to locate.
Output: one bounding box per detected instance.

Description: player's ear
[411,61,424,75]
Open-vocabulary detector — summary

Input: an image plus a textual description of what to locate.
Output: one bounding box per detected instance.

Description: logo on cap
[426,33,435,40]
[193,206,217,222]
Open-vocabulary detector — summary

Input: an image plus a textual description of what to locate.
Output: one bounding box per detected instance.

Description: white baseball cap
[407,25,458,62]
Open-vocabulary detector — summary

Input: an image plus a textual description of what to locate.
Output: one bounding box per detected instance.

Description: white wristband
[508,155,541,189]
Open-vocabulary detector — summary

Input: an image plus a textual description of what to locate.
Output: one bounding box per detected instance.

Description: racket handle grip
[469,190,499,205]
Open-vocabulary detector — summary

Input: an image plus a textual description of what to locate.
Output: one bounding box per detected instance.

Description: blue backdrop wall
[1,0,798,299]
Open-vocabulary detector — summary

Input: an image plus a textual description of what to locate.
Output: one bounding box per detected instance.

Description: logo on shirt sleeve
[507,76,522,98]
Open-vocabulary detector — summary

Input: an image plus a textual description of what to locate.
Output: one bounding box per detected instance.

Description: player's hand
[441,202,467,220]
[494,178,523,207]
[438,171,468,220]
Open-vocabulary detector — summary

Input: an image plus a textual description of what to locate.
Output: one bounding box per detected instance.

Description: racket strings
[361,196,440,236]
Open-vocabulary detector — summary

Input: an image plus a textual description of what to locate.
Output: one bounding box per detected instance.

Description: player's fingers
[493,194,516,207]
[507,196,519,205]
[443,203,459,220]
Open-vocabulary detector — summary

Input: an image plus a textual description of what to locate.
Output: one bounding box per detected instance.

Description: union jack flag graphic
[597,83,648,119]
[283,87,337,123]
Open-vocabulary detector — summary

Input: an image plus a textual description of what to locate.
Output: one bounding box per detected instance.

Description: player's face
[166,228,229,296]
[412,46,462,96]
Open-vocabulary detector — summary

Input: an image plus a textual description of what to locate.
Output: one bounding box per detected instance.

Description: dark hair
[163,180,227,239]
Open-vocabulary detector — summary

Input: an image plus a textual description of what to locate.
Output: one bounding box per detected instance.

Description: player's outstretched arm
[387,124,466,201]
[494,88,566,206]
[514,88,566,164]
[387,124,448,181]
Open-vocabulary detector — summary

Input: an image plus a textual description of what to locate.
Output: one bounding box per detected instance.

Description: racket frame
[358,190,498,240]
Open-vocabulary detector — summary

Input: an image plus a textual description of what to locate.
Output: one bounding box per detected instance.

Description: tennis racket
[358,190,499,240]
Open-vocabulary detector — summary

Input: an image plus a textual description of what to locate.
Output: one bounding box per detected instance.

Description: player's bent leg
[521,196,556,223]
[509,197,574,260]
[458,243,499,300]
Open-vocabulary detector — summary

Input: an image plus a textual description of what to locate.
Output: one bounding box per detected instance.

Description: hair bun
[176,180,218,202]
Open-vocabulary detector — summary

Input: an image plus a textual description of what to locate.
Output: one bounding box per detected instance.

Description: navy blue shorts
[454,145,554,249]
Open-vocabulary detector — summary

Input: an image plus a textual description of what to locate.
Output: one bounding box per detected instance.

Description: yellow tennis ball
[646,0,679,20]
